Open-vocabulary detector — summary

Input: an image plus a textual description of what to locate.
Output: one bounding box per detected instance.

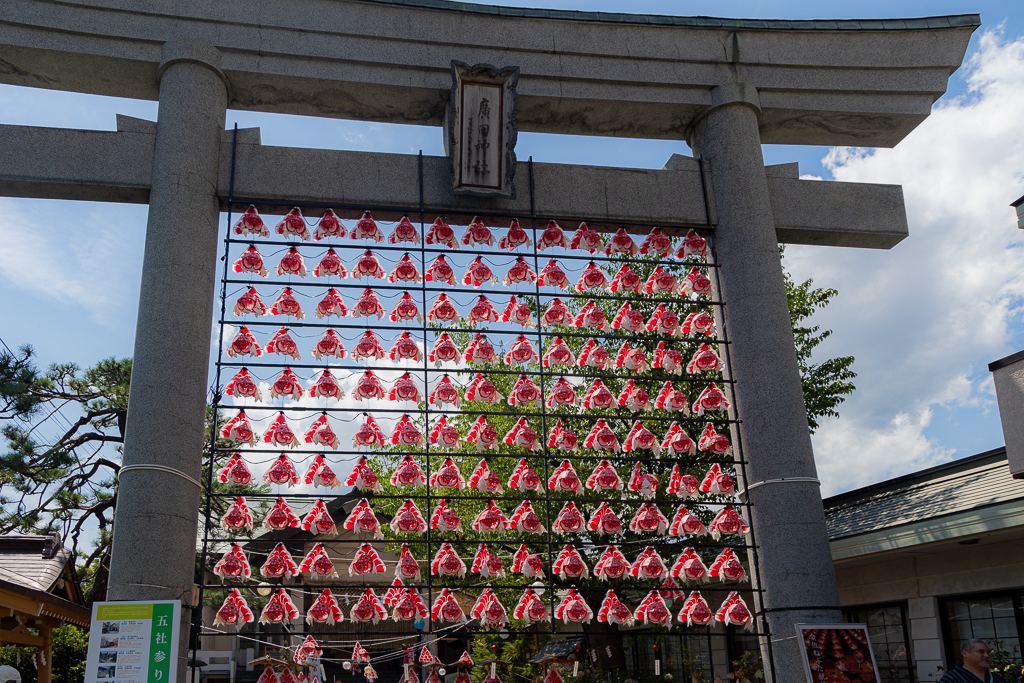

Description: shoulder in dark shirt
[938,666,1006,683]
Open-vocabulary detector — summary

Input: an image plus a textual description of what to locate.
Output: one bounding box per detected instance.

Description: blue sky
[1,0,1022,494]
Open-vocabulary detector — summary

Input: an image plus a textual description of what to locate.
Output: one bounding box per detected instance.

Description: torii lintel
[0,0,977,147]
[0,117,908,249]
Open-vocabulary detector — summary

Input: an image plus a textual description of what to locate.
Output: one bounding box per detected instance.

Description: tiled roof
[823,448,1024,541]
[360,1,981,31]
[0,534,72,593]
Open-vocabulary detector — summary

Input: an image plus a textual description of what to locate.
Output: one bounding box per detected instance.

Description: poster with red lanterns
[797,624,879,683]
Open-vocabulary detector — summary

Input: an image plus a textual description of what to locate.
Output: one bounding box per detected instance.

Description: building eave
[830,497,1024,561]
[0,578,91,628]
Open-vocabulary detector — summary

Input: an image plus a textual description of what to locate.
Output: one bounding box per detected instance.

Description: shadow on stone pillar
[106,38,228,683]
[690,83,842,682]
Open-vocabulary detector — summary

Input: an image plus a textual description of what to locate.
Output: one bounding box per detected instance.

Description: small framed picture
[796,623,880,683]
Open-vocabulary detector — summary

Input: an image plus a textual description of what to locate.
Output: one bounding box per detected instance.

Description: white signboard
[448,61,519,197]
[457,81,504,191]
[84,601,181,683]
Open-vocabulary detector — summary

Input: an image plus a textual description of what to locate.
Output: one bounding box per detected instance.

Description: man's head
[961,639,993,671]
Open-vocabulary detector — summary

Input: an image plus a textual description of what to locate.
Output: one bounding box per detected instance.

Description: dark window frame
[621,632,714,681]
[724,626,762,674]
[841,601,914,683]
[938,588,1024,671]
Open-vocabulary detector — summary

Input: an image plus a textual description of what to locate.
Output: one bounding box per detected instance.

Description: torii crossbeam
[0,2,976,680]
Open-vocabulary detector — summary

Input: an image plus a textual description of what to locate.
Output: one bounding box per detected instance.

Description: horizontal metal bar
[207,535,754,548]
[209,447,743,463]
[200,581,758,593]
[211,405,735,423]
[225,199,715,234]
[217,363,729,387]
[221,319,724,342]
[220,278,718,308]
[219,317,725,346]
[217,364,727,385]
[225,240,718,271]
[202,626,766,639]
[206,490,748,506]
[202,534,754,549]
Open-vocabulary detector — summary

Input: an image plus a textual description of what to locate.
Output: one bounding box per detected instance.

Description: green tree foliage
[0,346,48,420]
[0,346,129,603]
[53,624,91,683]
[470,631,551,683]
[0,348,262,606]
[729,650,765,682]
[781,251,857,432]
[0,624,90,683]
[989,640,1024,683]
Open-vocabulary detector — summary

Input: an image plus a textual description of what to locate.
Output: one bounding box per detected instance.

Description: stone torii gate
[0,2,976,679]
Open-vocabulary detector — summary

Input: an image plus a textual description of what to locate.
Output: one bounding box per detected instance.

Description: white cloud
[815,409,955,496]
[0,198,147,326]
[784,28,1024,492]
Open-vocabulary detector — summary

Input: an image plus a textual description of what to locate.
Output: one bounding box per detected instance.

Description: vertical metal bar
[897,603,915,683]
[704,626,714,678]
[193,122,239,683]
[706,228,776,681]
[526,158,556,632]
[417,150,434,637]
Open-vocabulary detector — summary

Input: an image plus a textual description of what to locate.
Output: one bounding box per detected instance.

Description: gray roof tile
[824,449,1024,541]
[0,535,71,592]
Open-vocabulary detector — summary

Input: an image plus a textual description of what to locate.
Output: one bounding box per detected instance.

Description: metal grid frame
[194,131,776,679]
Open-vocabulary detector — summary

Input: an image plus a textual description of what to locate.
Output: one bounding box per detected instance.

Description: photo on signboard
[98,652,117,664]
[100,622,119,634]
[99,636,118,649]
[797,624,880,683]
[96,666,116,679]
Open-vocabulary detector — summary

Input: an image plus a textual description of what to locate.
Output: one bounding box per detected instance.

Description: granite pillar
[689,84,842,681]
[107,38,227,682]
